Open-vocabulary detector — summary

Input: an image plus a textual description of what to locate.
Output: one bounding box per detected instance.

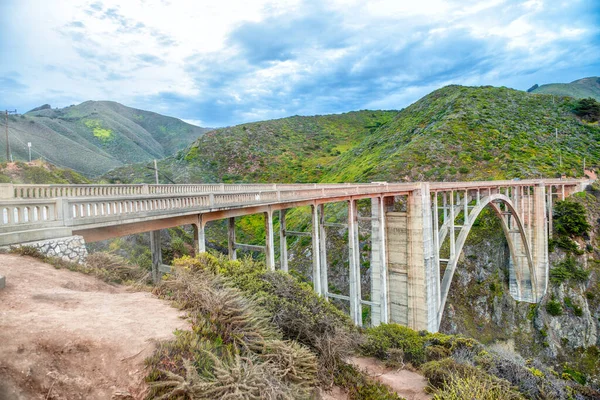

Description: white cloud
[1,0,598,126]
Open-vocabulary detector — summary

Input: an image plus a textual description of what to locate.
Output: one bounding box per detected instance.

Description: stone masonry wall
[17,236,88,264]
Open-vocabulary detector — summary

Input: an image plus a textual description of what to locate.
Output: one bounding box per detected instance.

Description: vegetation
[549,257,589,284]
[0,160,90,184]
[529,76,600,102]
[106,85,600,184]
[554,200,591,237]
[147,253,401,399]
[573,98,600,122]
[1,101,209,177]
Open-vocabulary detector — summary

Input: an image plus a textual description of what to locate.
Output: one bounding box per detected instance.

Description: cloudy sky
[0,0,598,127]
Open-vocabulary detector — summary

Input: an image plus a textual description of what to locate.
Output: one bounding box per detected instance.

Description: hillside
[105,85,599,184]
[104,110,398,183]
[528,76,600,101]
[0,101,210,177]
[0,160,90,184]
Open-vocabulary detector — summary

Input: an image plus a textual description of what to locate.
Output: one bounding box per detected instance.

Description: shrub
[334,363,402,400]
[550,257,589,284]
[546,300,563,316]
[573,97,600,122]
[429,372,525,400]
[553,201,591,237]
[169,253,359,387]
[362,324,426,365]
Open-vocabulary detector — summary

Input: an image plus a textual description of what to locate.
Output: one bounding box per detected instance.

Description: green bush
[546,300,563,316]
[553,201,591,237]
[549,257,589,284]
[362,324,426,365]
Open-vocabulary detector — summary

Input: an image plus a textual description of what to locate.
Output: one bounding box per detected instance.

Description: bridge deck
[0,179,588,246]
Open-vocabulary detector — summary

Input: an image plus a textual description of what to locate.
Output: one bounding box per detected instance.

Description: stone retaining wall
[16,236,88,264]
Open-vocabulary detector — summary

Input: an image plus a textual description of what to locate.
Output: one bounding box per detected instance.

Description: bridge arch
[436,193,536,326]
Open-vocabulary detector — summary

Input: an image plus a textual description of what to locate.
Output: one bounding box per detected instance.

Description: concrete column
[370,196,389,326]
[406,183,437,332]
[228,217,236,260]
[533,184,549,300]
[318,203,328,296]
[265,210,275,271]
[348,199,362,326]
[547,186,553,239]
[279,209,288,272]
[311,204,322,294]
[193,215,206,254]
[432,192,441,311]
[150,230,162,284]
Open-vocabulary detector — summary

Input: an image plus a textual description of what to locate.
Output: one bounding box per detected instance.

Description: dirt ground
[0,254,189,400]
[348,357,432,400]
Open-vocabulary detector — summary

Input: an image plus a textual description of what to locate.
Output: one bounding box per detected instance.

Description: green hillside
[0,101,210,177]
[104,110,398,183]
[529,76,600,101]
[105,85,599,184]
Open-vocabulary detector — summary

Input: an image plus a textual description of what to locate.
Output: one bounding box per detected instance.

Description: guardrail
[1,182,385,199]
[0,180,589,232]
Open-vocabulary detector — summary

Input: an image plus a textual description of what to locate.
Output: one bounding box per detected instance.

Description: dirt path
[0,254,189,400]
[349,357,432,400]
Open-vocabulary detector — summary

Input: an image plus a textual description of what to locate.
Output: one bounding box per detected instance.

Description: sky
[0,0,599,127]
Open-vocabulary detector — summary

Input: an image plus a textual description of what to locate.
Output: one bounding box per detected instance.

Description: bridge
[0,179,590,332]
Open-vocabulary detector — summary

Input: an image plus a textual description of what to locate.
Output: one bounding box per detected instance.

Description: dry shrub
[149,353,300,400]
[431,372,526,400]
[261,340,318,387]
[155,267,278,353]
[86,252,148,283]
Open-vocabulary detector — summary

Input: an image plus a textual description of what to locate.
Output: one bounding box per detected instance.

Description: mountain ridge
[1,100,210,177]
[528,76,600,101]
[104,84,600,184]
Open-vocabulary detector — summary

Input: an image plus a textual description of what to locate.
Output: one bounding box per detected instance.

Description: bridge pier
[318,204,328,296]
[279,209,288,272]
[228,217,236,260]
[193,215,206,254]
[265,210,275,271]
[348,199,362,325]
[150,230,162,284]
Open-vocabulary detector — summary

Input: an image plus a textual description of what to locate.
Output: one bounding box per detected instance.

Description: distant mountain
[0,101,210,177]
[528,77,600,101]
[105,85,600,184]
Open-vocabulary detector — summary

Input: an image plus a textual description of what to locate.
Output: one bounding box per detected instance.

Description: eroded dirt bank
[0,254,189,400]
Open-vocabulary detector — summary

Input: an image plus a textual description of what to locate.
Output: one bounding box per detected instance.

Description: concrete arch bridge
[0,179,589,332]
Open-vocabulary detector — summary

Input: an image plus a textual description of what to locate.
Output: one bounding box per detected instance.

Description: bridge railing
[1,182,386,200]
[1,179,589,232]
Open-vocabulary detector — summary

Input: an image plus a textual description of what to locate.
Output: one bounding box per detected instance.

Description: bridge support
[228,217,236,260]
[279,209,288,272]
[348,199,362,326]
[319,204,328,296]
[370,196,389,326]
[381,184,438,332]
[150,229,162,284]
[265,211,275,271]
[193,215,206,254]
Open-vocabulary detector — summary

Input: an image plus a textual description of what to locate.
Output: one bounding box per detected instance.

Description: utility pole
[27,142,32,163]
[4,109,17,162]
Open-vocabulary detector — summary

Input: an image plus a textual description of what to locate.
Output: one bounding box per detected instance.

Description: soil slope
[0,254,189,400]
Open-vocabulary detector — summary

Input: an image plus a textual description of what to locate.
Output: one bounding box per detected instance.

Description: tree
[573,98,600,122]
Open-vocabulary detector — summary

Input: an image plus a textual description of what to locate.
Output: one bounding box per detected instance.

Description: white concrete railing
[1,182,385,200]
[0,179,589,231]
